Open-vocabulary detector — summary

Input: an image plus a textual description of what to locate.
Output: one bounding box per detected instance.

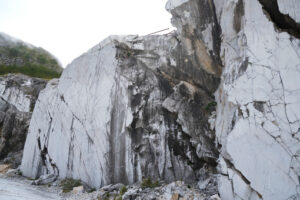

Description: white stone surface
[0,177,60,200]
[0,74,45,113]
[21,34,210,188]
[165,0,189,11]
[72,186,84,193]
[21,38,122,187]
[278,0,300,23]
[0,79,32,112]
[214,0,300,199]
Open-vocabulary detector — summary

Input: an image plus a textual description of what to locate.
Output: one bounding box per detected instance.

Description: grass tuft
[120,186,127,195]
[141,178,160,189]
[60,178,82,193]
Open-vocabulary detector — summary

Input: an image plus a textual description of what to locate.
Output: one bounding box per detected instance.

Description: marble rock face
[213,0,300,199]
[21,34,220,188]
[0,74,46,113]
[0,74,46,167]
[20,0,300,199]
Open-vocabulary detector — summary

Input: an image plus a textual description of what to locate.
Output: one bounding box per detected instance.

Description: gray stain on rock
[233,0,245,33]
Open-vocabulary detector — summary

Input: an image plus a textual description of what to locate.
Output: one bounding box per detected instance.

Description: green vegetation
[205,101,217,111]
[0,45,62,73]
[97,186,127,200]
[141,178,160,189]
[120,186,127,195]
[0,42,63,79]
[60,178,82,193]
[88,188,96,193]
[17,170,22,176]
[100,193,110,200]
[0,64,61,79]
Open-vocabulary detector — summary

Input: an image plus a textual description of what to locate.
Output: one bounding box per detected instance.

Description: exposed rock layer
[0,74,46,168]
[214,0,300,199]
[0,74,46,112]
[20,0,223,186]
[21,32,219,188]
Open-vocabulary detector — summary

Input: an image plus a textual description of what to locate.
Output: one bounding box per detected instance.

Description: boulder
[72,185,84,193]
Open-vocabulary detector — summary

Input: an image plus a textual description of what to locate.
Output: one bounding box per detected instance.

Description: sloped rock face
[214,0,300,199]
[0,74,46,168]
[21,32,220,187]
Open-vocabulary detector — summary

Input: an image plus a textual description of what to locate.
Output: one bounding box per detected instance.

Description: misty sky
[0,0,173,67]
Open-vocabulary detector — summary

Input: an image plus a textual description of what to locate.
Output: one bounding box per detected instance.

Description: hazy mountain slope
[0,32,62,79]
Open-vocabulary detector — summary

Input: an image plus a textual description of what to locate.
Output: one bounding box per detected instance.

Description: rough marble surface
[0,74,46,112]
[21,33,219,188]
[214,0,300,199]
[0,74,46,168]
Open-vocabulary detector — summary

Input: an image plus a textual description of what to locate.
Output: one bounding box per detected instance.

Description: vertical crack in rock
[36,114,59,176]
[108,77,128,184]
[0,110,16,159]
[66,117,75,175]
[258,0,300,38]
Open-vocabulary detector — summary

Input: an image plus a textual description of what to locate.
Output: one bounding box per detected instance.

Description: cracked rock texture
[0,74,46,168]
[214,0,300,199]
[20,0,224,188]
[0,74,46,113]
[20,0,300,199]
[21,32,220,188]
